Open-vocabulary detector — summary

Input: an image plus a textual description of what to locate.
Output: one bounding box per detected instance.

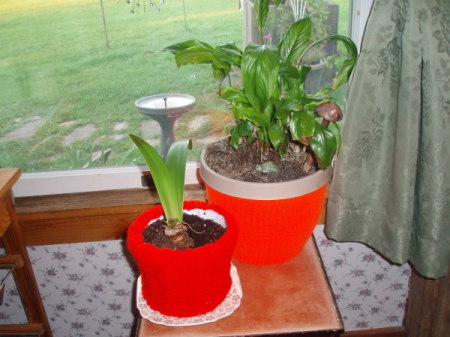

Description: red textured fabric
[127,200,238,318]
[206,184,327,265]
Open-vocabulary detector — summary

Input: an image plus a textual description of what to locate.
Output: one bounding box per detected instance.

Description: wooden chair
[0,169,52,337]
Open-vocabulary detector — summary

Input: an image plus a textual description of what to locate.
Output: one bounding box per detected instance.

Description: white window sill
[13,162,201,197]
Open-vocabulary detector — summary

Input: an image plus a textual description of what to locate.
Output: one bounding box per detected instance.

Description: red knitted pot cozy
[205,184,327,265]
[127,200,238,318]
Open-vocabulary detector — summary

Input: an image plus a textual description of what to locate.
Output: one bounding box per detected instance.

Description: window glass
[0,0,351,173]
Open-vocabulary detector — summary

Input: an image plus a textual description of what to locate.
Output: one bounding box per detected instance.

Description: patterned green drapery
[325,0,449,279]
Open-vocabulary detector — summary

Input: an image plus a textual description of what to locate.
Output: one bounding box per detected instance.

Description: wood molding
[15,185,205,246]
[341,327,406,337]
[403,265,450,337]
[15,185,204,213]
[15,184,328,246]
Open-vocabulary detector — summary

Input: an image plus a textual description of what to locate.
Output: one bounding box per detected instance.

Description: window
[3,0,372,197]
[1,0,242,172]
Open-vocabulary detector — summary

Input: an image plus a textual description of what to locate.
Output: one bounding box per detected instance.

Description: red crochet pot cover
[205,184,327,265]
[127,200,238,318]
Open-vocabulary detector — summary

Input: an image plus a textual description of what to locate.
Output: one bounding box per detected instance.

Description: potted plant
[126,135,240,322]
[164,0,357,264]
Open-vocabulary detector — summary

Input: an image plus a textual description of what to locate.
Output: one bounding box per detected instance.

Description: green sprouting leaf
[290,110,315,140]
[278,17,312,63]
[310,123,337,168]
[129,134,191,225]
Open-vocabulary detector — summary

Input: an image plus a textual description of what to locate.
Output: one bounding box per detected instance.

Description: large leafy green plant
[165,3,357,169]
[129,134,193,249]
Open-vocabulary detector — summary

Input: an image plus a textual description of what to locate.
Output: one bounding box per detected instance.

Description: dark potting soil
[204,137,318,183]
[142,212,226,250]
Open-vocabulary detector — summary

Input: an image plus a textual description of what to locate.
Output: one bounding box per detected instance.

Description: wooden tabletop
[136,237,342,337]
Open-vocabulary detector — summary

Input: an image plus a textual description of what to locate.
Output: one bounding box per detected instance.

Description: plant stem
[164,222,194,249]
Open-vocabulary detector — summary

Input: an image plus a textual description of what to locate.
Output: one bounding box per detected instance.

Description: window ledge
[15,184,205,246]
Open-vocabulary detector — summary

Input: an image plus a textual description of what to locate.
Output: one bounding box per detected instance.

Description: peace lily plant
[165,0,357,169]
[129,134,193,249]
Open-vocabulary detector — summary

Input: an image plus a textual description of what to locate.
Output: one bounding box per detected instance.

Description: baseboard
[341,326,406,337]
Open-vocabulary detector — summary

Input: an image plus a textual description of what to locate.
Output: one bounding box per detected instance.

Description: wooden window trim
[15,184,328,246]
[15,185,206,246]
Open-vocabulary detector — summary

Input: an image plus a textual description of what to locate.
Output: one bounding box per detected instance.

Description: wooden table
[0,168,52,337]
[136,237,343,336]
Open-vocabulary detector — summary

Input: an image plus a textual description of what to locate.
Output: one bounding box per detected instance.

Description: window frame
[12,0,373,198]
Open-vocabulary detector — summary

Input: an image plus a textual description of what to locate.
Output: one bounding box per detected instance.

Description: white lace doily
[136,264,242,326]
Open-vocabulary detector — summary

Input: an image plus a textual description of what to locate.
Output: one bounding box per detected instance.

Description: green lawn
[0,0,351,172]
[0,0,243,171]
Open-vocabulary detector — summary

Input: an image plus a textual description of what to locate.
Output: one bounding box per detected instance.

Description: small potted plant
[164,0,357,264]
[126,135,240,322]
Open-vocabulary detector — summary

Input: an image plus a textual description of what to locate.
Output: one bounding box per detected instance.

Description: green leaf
[173,46,221,66]
[274,104,290,120]
[303,35,358,90]
[255,0,282,33]
[297,65,312,83]
[328,121,342,153]
[329,35,358,89]
[282,98,303,111]
[212,64,228,81]
[165,139,192,221]
[219,87,249,104]
[230,120,253,149]
[236,104,270,127]
[165,40,214,55]
[279,63,300,78]
[255,0,270,33]
[129,135,191,225]
[215,42,243,67]
[290,110,315,140]
[278,18,312,63]
[268,123,285,150]
[165,40,231,82]
[310,123,338,168]
[242,44,279,113]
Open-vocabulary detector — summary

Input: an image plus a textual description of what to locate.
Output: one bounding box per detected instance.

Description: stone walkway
[62,123,96,146]
[1,114,210,147]
[0,116,44,141]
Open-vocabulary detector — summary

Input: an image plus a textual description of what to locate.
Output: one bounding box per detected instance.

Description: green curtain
[325,0,449,279]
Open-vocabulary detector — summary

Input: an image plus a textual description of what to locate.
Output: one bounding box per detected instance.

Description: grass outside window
[0,0,350,172]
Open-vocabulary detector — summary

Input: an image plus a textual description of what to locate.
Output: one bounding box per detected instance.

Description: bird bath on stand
[135,94,196,158]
